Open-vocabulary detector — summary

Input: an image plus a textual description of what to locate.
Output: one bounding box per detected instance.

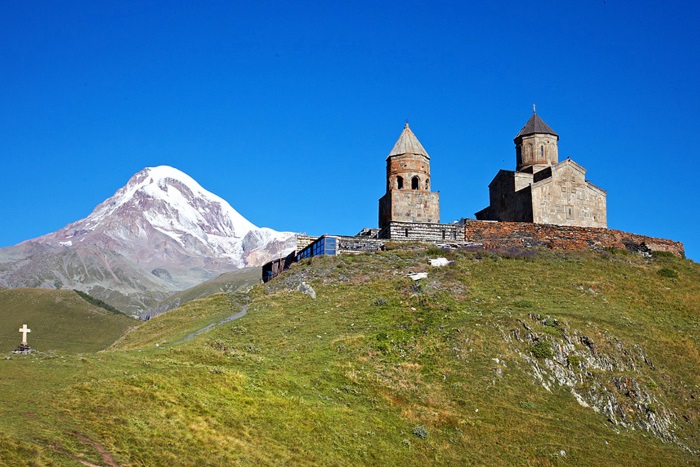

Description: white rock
[408,272,428,281]
[298,282,316,299]
[429,257,451,267]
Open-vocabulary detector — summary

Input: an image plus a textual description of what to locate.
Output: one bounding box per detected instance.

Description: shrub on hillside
[531,340,554,359]
[73,290,122,314]
[567,355,582,368]
[514,299,534,308]
[657,268,678,279]
[426,246,446,257]
[487,247,540,261]
[652,251,677,260]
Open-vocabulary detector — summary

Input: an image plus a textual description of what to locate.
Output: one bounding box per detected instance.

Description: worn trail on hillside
[179,303,247,343]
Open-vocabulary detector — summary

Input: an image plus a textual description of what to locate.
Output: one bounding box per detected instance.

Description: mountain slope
[0,247,697,465]
[0,166,295,315]
[140,267,261,320]
[0,288,135,353]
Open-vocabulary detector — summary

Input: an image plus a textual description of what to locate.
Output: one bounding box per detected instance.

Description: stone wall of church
[477,170,534,222]
[379,191,440,228]
[530,164,607,228]
[462,220,684,257]
[385,153,431,192]
[516,133,559,170]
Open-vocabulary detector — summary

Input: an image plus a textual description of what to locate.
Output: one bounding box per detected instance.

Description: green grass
[0,288,136,353]
[112,292,246,350]
[142,267,260,319]
[0,248,698,465]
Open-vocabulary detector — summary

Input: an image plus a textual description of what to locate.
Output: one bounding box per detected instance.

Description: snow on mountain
[0,166,296,315]
[85,166,257,248]
[40,165,294,265]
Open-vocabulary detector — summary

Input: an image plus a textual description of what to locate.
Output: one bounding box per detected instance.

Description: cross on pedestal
[19,324,31,345]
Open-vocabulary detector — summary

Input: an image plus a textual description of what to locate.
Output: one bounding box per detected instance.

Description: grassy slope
[143,267,260,319]
[0,248,698,465]
[0,288,136,353]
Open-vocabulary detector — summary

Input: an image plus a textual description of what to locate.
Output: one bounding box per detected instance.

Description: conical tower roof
[388,123,430,159]
[515,111,558,140]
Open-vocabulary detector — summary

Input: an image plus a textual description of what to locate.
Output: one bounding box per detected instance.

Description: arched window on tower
[425,178,430,190]
[411,176,419,190]
[541,145,544,158]
[397,176,403,190]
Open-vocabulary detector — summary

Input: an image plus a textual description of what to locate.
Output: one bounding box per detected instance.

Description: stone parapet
[379,221,466,242]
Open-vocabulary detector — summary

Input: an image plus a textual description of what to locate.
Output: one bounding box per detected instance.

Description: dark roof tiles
[515,113,558,139]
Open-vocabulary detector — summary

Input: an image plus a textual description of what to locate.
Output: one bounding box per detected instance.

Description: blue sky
[1,1,699,260]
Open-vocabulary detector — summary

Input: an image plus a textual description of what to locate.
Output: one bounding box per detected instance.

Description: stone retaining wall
[462,220,685,257]
[337,236,386,254]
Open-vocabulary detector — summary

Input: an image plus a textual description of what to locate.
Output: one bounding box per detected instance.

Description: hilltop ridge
[1,247,697,465]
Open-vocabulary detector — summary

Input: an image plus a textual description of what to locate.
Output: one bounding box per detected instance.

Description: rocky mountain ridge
[0,166,295,315]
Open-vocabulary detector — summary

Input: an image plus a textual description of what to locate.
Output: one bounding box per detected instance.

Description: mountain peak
[86,165,257,241]
[128,166,222,203]
[0,166,296,314]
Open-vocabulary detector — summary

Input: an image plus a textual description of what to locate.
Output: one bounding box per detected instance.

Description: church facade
[475,111,607,228]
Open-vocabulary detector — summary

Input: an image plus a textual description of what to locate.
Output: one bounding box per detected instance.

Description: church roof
[388,123,430,159]
[515,112,558,140]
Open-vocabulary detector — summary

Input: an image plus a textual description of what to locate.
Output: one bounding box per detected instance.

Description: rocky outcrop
[503,314,694,453]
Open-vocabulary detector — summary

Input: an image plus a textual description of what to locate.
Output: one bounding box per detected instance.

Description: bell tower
[378,123,440,229]
[514,106,559,173]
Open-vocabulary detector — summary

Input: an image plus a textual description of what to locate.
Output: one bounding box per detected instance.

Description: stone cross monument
[19,324,31,345]
[13,324,32,354]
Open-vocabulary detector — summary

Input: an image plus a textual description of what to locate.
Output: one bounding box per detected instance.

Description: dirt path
[58,431,119,467]
[179,303,248,343]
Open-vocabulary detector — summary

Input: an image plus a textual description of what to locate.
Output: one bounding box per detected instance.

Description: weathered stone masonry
[462,220,684,257]
[378,221,465,242]
[378,123,440,229]
[476,111,607,228]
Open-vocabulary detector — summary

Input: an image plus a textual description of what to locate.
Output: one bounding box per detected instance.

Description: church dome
[515,112,558,141]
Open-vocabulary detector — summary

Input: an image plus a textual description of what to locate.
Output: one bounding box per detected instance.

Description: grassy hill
[0,247,698,465]
[141,267,260,319]
[0,288,136,354]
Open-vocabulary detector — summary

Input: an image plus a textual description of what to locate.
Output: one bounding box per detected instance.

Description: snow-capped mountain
[0,166,296,315]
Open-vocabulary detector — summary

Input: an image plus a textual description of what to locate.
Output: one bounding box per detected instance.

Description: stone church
[377,123,464,241]
[475,110,607,228]
[263,115,681,282]
[376,113,607,240]
[378,123,440,228]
